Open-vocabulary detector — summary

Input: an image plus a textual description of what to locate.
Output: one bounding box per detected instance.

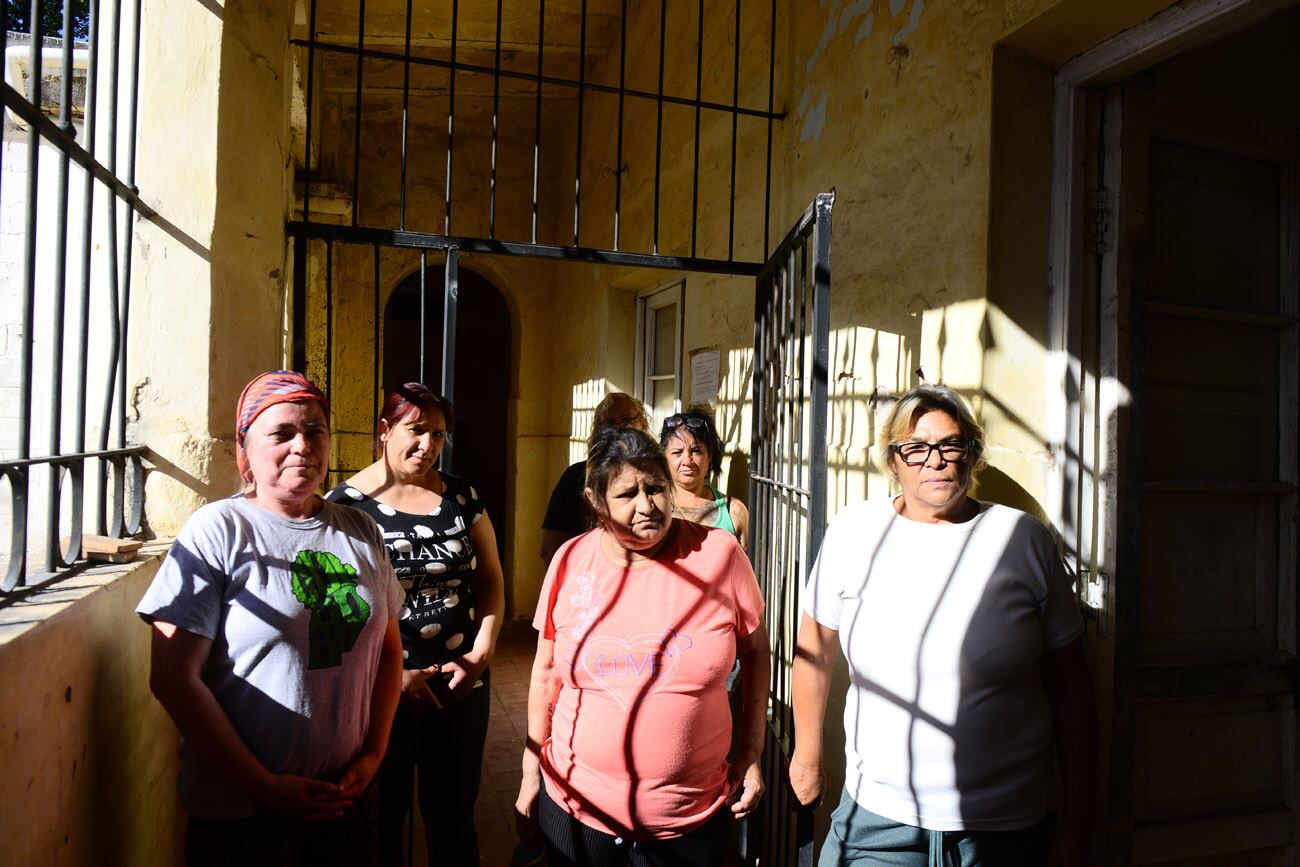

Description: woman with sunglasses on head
[789,384,1096,867]
[138,370,404,866]
[659,409,749,549]
[516,427,771,866]
[325,383,505,867]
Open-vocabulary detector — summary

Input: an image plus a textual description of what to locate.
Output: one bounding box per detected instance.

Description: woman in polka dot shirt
[327,383,505,867]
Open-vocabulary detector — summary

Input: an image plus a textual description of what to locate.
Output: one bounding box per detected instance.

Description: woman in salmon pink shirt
[515,426,771,866]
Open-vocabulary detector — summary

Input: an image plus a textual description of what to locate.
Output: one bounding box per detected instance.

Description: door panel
[1105,87,1299,865]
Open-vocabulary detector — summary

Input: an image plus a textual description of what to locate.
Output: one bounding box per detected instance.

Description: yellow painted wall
[132,0,295,534]
[0,551,184,865]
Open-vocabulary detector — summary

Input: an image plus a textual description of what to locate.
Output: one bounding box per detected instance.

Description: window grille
[0,1,146,593]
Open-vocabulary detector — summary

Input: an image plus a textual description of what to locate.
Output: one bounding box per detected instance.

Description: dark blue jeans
[819,789,1054,867]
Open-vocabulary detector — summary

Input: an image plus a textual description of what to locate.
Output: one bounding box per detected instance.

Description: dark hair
[374,383,455,458]
[658,409,724,482]
[584,427,673,522]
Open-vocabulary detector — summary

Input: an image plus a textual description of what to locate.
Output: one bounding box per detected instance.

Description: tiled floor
[408,626,540,866]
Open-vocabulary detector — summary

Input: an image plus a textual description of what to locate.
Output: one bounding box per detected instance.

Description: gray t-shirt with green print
[137,495,404,820]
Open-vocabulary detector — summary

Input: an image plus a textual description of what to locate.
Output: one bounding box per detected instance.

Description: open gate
[747,192,832,867]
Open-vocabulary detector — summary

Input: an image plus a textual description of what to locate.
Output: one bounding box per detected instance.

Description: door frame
[1046,0,1300,862]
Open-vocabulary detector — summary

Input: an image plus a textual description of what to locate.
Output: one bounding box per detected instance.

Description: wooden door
[1103,88,1299,866]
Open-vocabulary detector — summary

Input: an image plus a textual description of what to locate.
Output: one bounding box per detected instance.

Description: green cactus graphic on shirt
[290,549,372,669]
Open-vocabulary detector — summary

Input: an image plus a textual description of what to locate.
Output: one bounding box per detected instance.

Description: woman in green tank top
[659,409,750,549]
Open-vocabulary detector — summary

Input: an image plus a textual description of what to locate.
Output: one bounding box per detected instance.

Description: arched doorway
[383,265,512,576]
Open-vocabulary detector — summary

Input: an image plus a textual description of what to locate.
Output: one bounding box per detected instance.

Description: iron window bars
[0,1,146,593]
[288,0,782,276]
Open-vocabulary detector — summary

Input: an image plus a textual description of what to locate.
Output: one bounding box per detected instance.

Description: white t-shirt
[804,498,1083,831]
[137,496,404,819]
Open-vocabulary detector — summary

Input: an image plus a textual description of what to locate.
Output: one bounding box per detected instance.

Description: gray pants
[819,790,1053,867]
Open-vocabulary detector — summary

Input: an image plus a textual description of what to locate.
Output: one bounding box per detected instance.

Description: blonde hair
[877,384,985,480]
[591,392,648,438]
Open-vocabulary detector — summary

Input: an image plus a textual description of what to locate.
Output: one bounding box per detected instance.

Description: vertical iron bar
[728,0,740,260]
[418,249,427,382]
[613,0,626,250]
[325,240,333,401]
[489,0,502,238]
[97,0,124,535]
[46,0,77,567]
[120,0,142,448]
[764,0,776,255]
[808,195,831,552]
[292,231,307,372]
[441,248,459,470]
[691,0,702,258]
[399,0,412,229]
[75,0,102,458]
[531,0,544,243]
[444,0,458,234]
[373,244,380,424]
[572,0,587,245]
[303,0,317,221]
[19,0,44,464]
[350,0,366,227]
[652,0,665,255]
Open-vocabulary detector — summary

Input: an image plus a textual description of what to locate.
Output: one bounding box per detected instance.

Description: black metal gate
[747,192,832,867]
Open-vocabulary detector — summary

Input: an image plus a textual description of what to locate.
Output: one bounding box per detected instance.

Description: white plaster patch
[893,0,924,45]
[839,0,872,33]
[800,92,829,144]
[804,2,841,74]
[856,12,875,43]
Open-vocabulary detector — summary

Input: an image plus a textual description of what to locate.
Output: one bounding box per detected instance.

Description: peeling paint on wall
[800,91,829,143]
[893,0,925,45]
[806,0,925,73]
[856,13,876,44]
[806,3,842,74]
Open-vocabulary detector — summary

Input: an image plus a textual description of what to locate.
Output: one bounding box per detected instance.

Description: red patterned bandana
[235,370,329,482]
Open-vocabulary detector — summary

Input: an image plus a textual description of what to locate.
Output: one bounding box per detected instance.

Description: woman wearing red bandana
[137,370,405,866]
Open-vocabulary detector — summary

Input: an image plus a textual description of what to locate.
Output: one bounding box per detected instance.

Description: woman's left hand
[336,748,383,800]
[728,758,764,819]
[441,651,488,701]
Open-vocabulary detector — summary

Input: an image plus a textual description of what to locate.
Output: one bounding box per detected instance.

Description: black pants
[185,779,379,867]
[378,668,491,867]
[538,787,731,867]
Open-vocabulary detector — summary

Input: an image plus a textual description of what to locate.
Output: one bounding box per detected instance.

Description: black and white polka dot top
[326,472,485,669]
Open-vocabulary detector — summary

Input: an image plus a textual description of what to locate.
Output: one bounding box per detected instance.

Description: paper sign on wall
[689,349,719,407]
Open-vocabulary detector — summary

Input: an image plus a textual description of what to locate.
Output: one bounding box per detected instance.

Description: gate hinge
[1086,188,1114,255]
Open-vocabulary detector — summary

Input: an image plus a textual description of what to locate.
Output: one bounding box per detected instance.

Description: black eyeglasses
[891,439,972,466]
[662,415,709,435]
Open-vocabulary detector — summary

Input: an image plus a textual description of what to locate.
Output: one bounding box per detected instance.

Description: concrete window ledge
[0,539,186,866]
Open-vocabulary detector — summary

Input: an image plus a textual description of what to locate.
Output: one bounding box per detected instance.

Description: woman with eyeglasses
[516,427,771,866]
[789,384,1096,867]
[659,409,749,548]
[326,383,505,867]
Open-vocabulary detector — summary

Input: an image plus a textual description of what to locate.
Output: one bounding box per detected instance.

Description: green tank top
[708,484,738,536]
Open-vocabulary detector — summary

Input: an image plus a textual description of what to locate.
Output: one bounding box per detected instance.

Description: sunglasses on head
[663,415,709,435]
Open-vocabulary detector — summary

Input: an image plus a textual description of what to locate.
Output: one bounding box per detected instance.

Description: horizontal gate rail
[287,221,763,277]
